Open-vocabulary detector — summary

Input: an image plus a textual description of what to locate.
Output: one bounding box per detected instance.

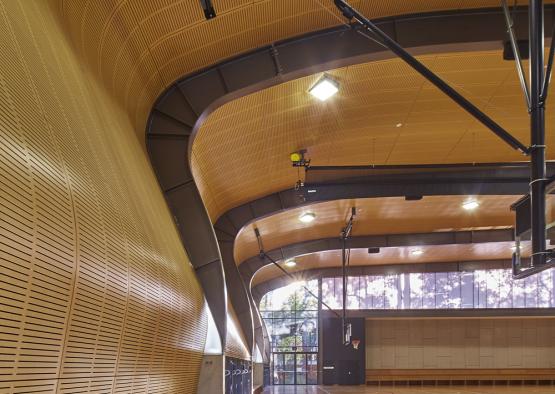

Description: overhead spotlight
[462,200,480,211]
[411,249,423,256]
[199,0,216,20]
[308,74,339,101]
[285,259,297,268]
[299,212,316,223]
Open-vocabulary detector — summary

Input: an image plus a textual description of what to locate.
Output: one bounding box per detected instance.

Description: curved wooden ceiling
[251,241,525,287]
[55,0,523,143]
[54,1,555,289]
[235,195,518,264]
[54,1,555,224]
[192,49,555,220]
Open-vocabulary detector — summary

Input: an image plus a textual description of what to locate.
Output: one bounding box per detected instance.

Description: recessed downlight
[299,212,316,223]
[411,249,424,256]
[285,260,297,268]
[462,200,480,210]
[309,75,339,101]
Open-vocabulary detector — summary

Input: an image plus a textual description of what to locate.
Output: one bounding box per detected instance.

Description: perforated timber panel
[54,0,555,145]
[225,302,250,361]
[0,1,206,392]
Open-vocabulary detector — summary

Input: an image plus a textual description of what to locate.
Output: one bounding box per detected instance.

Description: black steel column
[317,278,323,385]
[530,0,548,267]
[341,236,347,341]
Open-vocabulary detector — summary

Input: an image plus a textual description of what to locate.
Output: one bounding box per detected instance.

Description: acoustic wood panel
[366,318,555,369]
[0,1,206,392]
[192,50,555,220]
[365,368,555,381]
[225,302,250,361]
[52,0,546,145]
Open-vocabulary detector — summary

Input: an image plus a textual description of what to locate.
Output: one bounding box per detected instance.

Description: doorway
[272,352,317,385]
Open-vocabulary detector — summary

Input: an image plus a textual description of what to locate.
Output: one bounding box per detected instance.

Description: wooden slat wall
[366,368,555,381]
[225,302,250,361]
[0,1,207,392]
[366,318,555,370]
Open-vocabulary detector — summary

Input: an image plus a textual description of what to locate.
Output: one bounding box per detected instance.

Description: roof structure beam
[239,228,516,282]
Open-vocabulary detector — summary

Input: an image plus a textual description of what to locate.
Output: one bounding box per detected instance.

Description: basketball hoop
[352,339,360,350]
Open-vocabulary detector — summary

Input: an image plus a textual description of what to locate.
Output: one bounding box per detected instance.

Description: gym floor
[262,386,555,393]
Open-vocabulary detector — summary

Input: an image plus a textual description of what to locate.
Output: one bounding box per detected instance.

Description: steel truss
[333,0,555,278]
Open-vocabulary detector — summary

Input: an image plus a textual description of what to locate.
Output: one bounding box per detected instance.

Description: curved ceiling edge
[229,162,555,278]
[239,228,516,284]
[145,7,555,357]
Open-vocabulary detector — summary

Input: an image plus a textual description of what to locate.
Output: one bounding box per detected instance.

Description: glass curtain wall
[260,280,319,385]
[322,268,555,310]
[259,268,555,385]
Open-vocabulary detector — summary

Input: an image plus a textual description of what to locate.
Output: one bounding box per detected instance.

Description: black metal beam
[333,0,529,155]
[239,229,516,281]
[303,163,555,202]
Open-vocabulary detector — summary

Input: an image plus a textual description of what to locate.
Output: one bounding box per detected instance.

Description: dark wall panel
[322,318,365,385]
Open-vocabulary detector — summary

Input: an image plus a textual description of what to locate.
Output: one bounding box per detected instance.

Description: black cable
[260,251,342,319]
[333,0,529,155]
[541,22,555,101]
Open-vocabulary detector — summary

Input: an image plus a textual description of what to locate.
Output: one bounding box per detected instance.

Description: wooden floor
[263,386,555,394]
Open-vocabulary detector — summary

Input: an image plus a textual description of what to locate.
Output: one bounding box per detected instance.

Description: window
[321,268,555,310]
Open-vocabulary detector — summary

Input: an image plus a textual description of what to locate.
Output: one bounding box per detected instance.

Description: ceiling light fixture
[411,249,423,256]
[309,74,339,101]
[396,123,403,128]
[462,200,480,210]
[285,260,297,268]
[299,212,316,223]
